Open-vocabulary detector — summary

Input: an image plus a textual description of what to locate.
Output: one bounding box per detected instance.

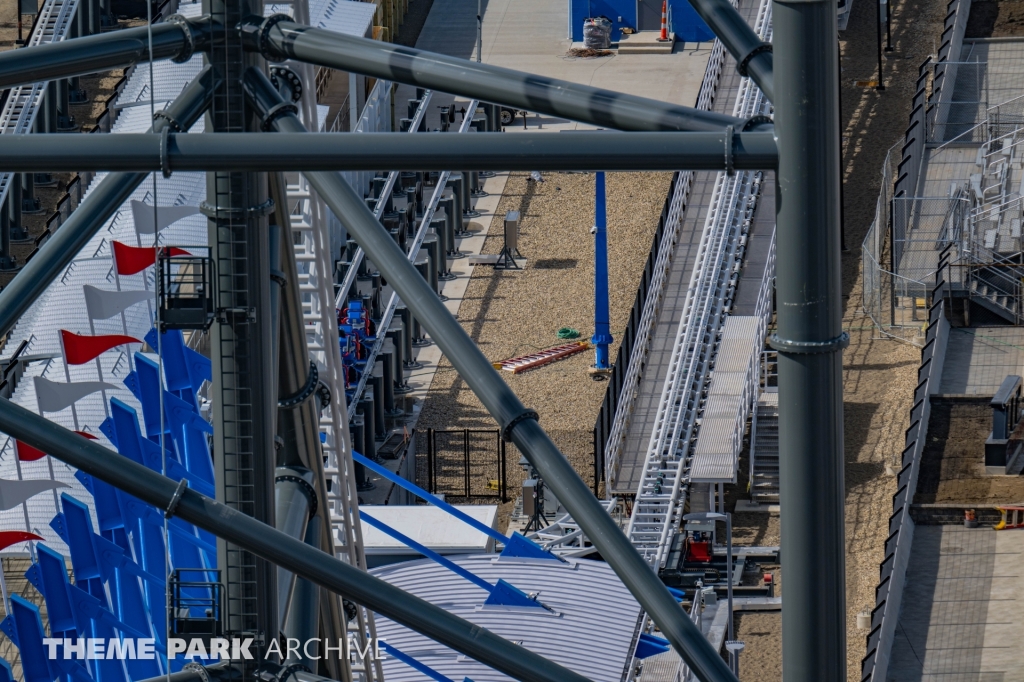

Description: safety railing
[599,21,730,493]
[338,78,394,200]
[727,229,775,475]
[627,0,772,569]
[342,98,482,421]
[0,0,79,229]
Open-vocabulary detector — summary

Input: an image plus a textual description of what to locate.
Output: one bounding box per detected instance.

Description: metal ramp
[690,316,764,486]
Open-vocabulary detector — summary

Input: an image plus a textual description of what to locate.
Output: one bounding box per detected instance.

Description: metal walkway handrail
[627,0,772,569]
[603,36,729,492]
[341,99,480,420]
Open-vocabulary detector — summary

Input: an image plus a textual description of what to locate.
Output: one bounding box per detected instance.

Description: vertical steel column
[204,0,277,670]
[44,81,57,133]
[772,0,847,679]
[268,172,349,682]
[592,171,612,369]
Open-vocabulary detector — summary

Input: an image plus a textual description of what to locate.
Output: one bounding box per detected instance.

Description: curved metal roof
[369,554,644,682]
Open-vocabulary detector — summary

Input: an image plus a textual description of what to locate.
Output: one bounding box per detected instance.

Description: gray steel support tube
[274,466,314,631]
[268,172,349,682]
[0,66,216,340]
[0,18,207,90]
[244,67,737,682]
[0,398,591,682]
[284,515,323,672]
[245,17,748,132]
[688,0,774,101]
[772,0,846,679]
[0,131,778,172]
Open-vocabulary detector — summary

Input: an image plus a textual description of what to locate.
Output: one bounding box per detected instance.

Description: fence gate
[420,428,507,502]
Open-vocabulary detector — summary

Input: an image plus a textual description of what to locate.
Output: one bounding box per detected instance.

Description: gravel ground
[417,171,672,527]
[917,399,1024,503]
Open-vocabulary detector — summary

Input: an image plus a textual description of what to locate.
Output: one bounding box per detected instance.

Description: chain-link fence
[862,144,949,344]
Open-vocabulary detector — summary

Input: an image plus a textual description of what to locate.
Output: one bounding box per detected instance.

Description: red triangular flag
[0,531,43,551]
[60,330,141,365]
[15,440,46,461]
[112,241,190,276]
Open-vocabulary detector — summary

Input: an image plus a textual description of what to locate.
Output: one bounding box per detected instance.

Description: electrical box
[522,479,538,517]
[504,211,519,252]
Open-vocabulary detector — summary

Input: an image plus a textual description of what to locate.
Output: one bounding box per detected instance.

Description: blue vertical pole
[592,172,612,369]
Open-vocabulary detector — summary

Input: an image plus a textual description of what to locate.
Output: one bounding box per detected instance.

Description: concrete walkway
[888,526,1024,681]
[939,327,1024,396]
[412,0,710,131]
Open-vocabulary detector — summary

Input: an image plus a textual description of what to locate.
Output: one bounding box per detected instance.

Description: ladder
[750,390,779,505]
[494,342,590,374]
[0,0,79,212]
[627,0,773,570]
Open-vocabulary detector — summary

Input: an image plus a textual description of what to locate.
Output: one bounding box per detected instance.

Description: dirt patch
[916,399,1024,504]
[965,0,1024,37]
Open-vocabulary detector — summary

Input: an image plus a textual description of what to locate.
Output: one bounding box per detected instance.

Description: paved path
[939,327,1024,396]
[889,526,1024,681]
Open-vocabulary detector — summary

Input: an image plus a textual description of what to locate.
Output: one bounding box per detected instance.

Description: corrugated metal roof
[370,555,643,682]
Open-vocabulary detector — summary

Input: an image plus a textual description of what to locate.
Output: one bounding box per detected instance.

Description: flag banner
[83,285,153,321]
[34,376,118,412]
[0,531,43,551]
[15,440,45,461]
[131,200,200,235]
[112,241,190,276]
[60,330,141,365]
[0,478,69,511]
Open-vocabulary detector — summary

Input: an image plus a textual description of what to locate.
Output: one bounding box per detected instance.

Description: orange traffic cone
[658,0,670,41]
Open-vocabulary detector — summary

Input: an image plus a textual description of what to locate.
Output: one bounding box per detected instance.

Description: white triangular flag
[131,200,201,235]
[83,285,152,320]
[0,478,69,511]
[34,375,118,413]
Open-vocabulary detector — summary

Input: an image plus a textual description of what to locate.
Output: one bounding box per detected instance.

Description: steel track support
[203,0,277,671]
[772,0,847,678]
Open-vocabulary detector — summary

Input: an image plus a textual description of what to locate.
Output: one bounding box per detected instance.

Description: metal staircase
[626,0,772,569]
[750,388,778,505]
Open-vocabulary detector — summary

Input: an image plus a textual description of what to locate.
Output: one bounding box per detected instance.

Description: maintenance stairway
[750,390,779,505]
[608,0,773,504]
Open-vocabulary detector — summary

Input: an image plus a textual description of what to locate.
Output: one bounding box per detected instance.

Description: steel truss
[0,0,847,676]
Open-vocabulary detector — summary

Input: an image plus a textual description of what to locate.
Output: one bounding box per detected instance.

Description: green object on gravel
[557,327,581,339]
